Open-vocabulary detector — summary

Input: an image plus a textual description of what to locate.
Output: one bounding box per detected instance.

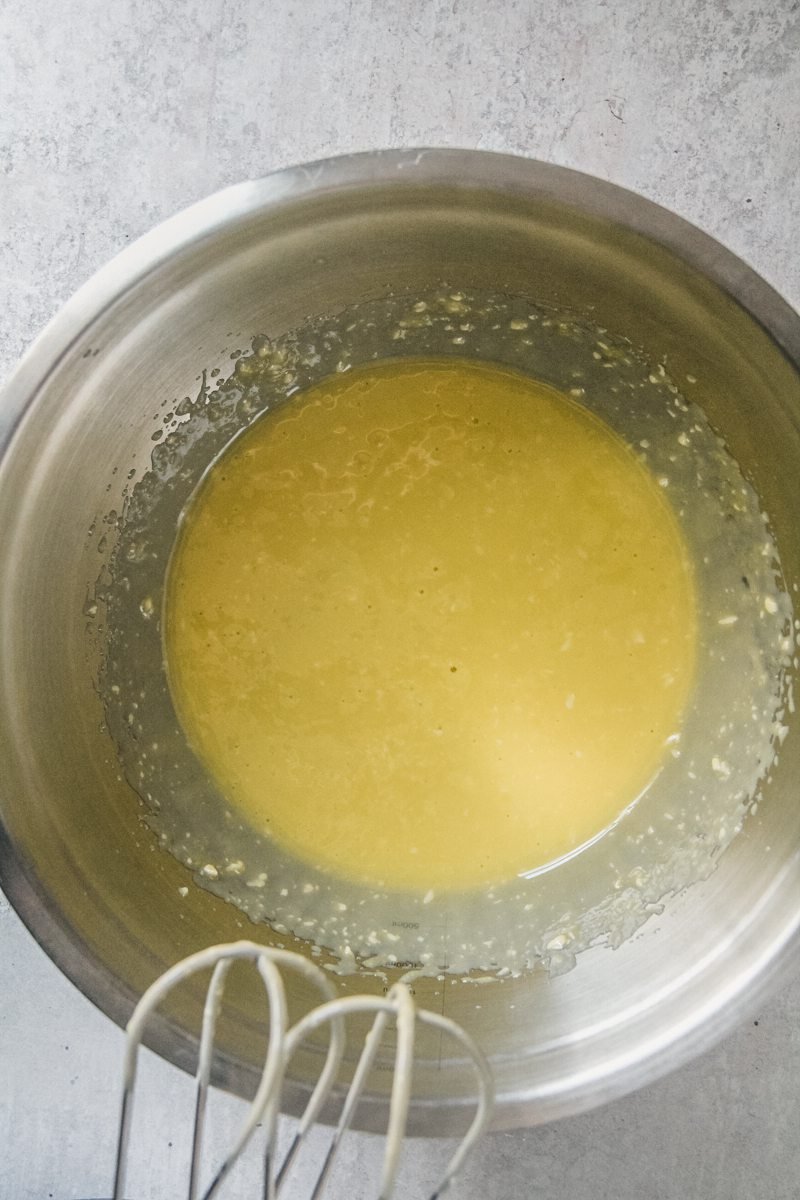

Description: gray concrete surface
[2,1,800,1197]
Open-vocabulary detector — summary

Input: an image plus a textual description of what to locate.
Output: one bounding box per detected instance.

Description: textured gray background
[2,1,800,1197]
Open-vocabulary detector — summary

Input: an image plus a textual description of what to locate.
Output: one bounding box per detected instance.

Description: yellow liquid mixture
[166,359,696,892]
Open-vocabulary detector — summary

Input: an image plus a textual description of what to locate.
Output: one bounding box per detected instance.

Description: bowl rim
[2,146,800,1132]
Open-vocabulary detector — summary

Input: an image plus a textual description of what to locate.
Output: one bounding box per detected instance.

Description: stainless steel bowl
[1,149,799,1135]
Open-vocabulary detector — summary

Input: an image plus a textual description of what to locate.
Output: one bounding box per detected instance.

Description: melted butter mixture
[166,359,697,893]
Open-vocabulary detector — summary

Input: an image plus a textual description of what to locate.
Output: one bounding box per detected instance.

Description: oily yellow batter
[165,359,696,892]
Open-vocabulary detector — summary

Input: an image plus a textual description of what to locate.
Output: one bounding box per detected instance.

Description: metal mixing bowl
[1,149,799,1134]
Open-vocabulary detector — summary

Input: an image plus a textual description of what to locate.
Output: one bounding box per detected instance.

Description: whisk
[111,940,494,1200]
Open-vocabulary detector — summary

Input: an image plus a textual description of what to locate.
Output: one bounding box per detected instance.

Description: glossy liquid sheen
[166,359,696,892]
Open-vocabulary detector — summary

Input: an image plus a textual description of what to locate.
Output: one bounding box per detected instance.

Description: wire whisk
[112,940,494,1199]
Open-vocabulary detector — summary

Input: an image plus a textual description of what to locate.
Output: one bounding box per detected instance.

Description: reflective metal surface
[1,149,799,1134]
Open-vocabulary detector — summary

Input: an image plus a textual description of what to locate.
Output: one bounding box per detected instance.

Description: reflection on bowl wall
[0,149,799,1135]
